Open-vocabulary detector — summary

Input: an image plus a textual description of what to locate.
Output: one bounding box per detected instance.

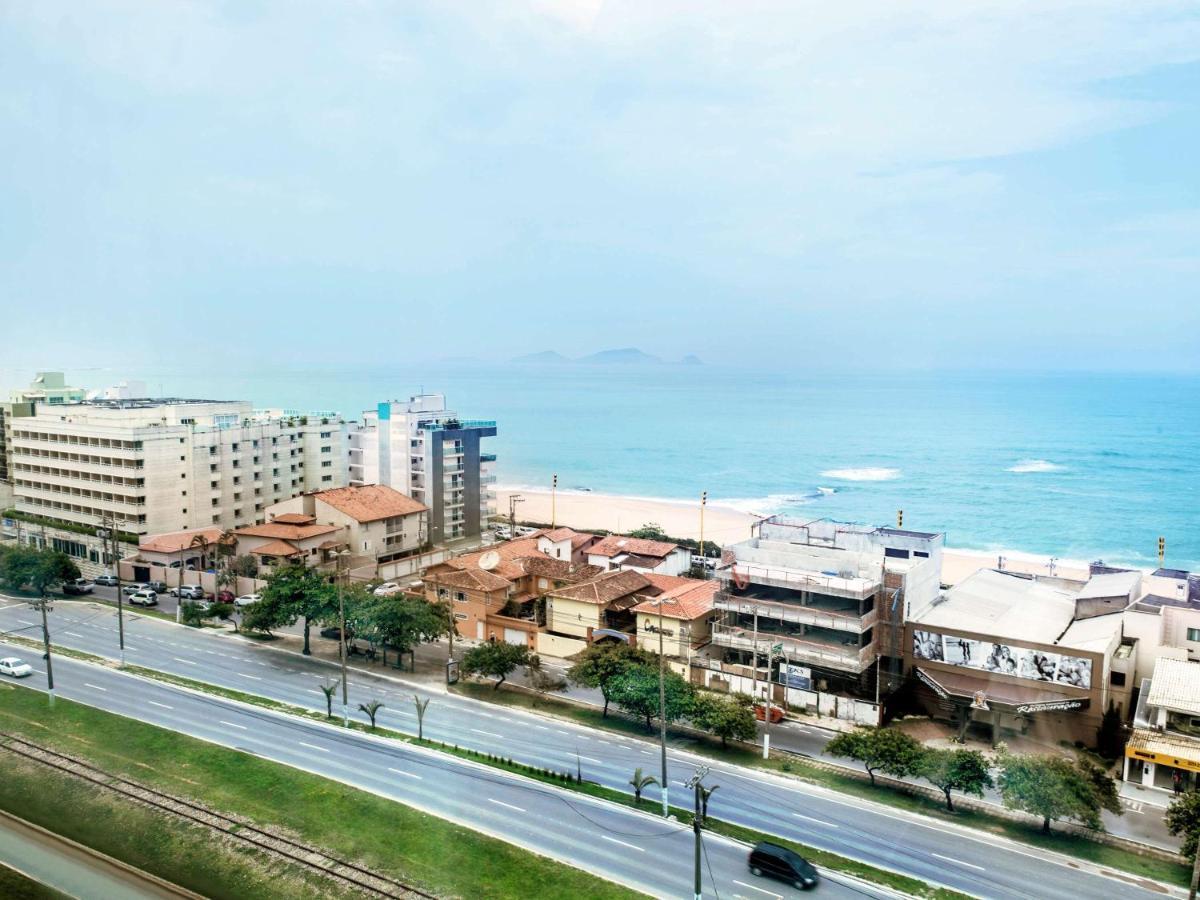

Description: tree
[262,564,337,655]
[413,694,430,740]
[1096,702,1125,760]
[231,554,259,578]
[367,595,451,669]
[1166,791,1200,862]
[629,767,659,803]
[699,783,720,823]
[918,747,993,811]
[608,666,694,732]
[0,546,79,597]
[997,753,1120,834]
[358,699,384,729]
[461,641,531,690]
[319,682,337,719]
[0,545,41,593]
[629,523,668,541]
[239,594,292,636]
[180,600,206,628]
[691,692,757,748]
[824,727,924,787]
[188,533,211,571]
[567,643,654,717]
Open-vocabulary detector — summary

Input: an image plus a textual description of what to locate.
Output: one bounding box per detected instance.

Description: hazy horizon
[3,3,1199,372]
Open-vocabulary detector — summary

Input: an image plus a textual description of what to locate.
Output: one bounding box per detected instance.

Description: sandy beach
[496,488,1096,585]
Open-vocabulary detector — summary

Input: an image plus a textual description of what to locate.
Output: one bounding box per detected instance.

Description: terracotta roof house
[537,527,598,565]
[631,576,719,659]
[587,535,693,576]
[233,517,342,569]
[136,526,230,568]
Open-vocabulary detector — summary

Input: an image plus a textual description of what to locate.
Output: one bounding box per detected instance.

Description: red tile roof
[432,567,511,592]
[139,526,226,555]
[550,569,651,605]
[234,521,340,541]
[248,539,303,558]
[313,484,427,522]
[588,535,679,559]
[272,513,317,525]
[631,578,718,621]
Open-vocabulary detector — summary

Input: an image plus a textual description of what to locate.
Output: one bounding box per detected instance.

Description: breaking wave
[820,467,901,482]
[1007,459,1064,474]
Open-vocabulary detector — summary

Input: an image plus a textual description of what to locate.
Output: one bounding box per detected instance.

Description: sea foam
[820,467,901,482]
[1007,459,1064,474]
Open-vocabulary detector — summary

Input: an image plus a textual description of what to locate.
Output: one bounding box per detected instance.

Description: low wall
[691,664,880,726]
[537,632,588,659]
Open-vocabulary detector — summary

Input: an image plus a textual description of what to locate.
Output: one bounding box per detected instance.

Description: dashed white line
[577,755,603,764]
[471,729,503,738]
[298,742,329,753]
[387,767,422,780]
[83,683,107,692]
[932,853,985,871]
[63,631,83,637]
[793,813,838,828]
[220,721,247,730]
[148,701,174,710]
[487,798,526,813]
[236,672,261,680]
[600,835,643,852]
[173,657,197,665]
[732,880,781,898]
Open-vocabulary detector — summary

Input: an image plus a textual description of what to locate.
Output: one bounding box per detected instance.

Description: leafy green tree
[367,596,452,668]
[608,666,694,732]
[262,563,337,655]
[0,545,40,592]
[0,546,79,597]
[231,554,259,578]
[461,641,532,690]
[567,642,654,717]
[918,747,994,811]
[239,594,292,636]
[629,767,659,803]
[180,600,206,628]
[824,727,924,787]
[1166,790,1200,862]
[691,692,757,748]
[629,523,668,540]
[1096,702,1125,760]
[997,753,1121,834]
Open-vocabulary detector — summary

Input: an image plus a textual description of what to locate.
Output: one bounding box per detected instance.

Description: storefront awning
[1126,728,1200,773]
[915,666,1089,714]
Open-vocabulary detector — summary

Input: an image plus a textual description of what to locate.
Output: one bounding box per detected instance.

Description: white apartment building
[8,398,350,540]
[347,394,496,543]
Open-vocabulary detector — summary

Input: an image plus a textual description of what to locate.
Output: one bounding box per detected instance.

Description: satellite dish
[479,550,501,572]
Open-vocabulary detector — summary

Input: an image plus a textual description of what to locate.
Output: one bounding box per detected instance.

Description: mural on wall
[912,630,1091,689]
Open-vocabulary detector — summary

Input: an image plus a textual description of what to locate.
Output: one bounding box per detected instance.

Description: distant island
[512,347,702,366]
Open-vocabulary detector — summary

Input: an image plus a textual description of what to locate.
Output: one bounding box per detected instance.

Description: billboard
[780,663,812,691]
[912,630,1091,690]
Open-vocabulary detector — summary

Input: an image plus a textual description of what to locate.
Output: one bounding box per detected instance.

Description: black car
[748,841,818,890]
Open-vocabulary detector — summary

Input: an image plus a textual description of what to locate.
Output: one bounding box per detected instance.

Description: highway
[0,596,1180,900]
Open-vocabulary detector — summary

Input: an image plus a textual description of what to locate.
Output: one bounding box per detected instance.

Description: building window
[1110,671,1126,687]
[914,550,930,558]
[456,592,466,602]
[321,475,332,482]
[454,613,468,621]
[1189,628,1200,643]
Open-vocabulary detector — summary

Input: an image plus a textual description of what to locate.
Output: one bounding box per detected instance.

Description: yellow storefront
[1124,729,1200,794]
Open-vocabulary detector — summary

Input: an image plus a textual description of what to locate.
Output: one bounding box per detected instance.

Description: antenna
[479,550,501,572]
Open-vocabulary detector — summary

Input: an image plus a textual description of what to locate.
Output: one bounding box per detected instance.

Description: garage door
[503,628,527,646]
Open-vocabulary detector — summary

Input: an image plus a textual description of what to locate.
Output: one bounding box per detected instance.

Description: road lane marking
[577,755,602,764]
[63,631,83,637]
[471,729,503,738]
[220,721,247,730]
[83,683,107,691]
[236,673,261,680]
[600,835,643,852]
[173,657,197,665]
[148,701,173,710]
[792,813,838,828]
[387,768,422,780]
[306,689,323,695]
[555,730,570,736]
[487,798,526,813]
[732,881,781,898]
[639,750,653,755]
[298,742,329,753]
[931,853,984,871]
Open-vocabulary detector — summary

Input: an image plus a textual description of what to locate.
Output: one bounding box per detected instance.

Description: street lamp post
[336,549,352,727]
[648,595,678,817]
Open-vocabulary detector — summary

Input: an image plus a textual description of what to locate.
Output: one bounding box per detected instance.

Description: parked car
[145,580,168,593]
[128,589,158,606]
[93,574,118,587]
[170,584,206,600]
[748,842,818,890]
[0,657,33,678]
[373,582,402,597]
[62,578,94,595]
[234,593,262,607]
[122,582,148,595]
[215,590,235,604]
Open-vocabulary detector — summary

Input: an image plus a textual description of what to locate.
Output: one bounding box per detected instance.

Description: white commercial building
[347,394,496,544]
[8,398,350,540]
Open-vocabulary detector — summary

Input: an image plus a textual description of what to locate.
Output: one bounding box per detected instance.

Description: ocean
[57,364,1200,570]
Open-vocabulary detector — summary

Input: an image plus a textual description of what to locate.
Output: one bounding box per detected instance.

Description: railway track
[0,735,437,899]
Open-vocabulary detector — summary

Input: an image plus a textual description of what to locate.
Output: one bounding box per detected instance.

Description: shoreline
[495,487,1118,585]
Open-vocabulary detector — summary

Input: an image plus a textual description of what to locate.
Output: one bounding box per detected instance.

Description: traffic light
[1158,536,1166,563]
[897,509,904,528]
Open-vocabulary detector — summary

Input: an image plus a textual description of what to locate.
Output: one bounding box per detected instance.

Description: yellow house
[546,570,651,642]
[632,577,719,660]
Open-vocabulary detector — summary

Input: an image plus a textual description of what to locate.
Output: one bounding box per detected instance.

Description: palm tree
[319,682,337,718]
[413,694,430,741]
[699,783,720,823]
[189,533,210,580]
[629,767,659,804]
[358,699,385,730]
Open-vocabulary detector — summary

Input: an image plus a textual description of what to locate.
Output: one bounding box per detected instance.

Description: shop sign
[1015,698,1088,714]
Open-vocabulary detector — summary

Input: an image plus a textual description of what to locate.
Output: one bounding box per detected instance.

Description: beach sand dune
[495,489,1094,585]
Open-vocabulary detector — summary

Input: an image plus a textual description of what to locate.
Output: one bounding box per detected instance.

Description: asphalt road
[0,596,1180,900]
[0,639,871,900]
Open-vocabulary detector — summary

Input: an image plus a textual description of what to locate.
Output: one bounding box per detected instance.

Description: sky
[2,1,1199,375]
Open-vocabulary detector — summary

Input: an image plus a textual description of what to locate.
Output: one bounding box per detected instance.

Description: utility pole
[30,594,55,706]
[551,475,557,529]
[1189,842,1200,900]
[658,598,669,817]
[763,643,777,759]
[698,491,707,576]
[102,514,126,666]
[685,766,710,900]
[337,550,350,726]
[508,493,523,538]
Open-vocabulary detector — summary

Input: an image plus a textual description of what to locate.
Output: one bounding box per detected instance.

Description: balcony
[714,593,877,634]
[709,622,875,673]
[721,562,880,601]
[419,420,497,432]
[480,453,497,463]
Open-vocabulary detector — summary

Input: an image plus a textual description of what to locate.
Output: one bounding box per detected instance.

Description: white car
[0,657,33,678]
[122,582,148,595]
[129,589,158,606]
[373,582,402,597]
[234,593,262,607]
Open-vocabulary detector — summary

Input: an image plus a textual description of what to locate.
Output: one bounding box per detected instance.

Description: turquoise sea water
[112,365,1200,569]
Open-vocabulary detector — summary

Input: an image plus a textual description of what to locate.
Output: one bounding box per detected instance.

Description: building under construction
[708,517,943,706]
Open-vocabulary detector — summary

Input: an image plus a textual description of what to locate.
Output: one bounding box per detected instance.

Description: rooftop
[248,539,303,558]
[912,568,1078,645]
[589,535,680,559]
[312,484,426,522]
[1076,570,1141,600]
[631,576,718,620]
[1146,658,1200,717]
[551,569,651,605]
[139,526,227,555]
[234,521,340,541]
